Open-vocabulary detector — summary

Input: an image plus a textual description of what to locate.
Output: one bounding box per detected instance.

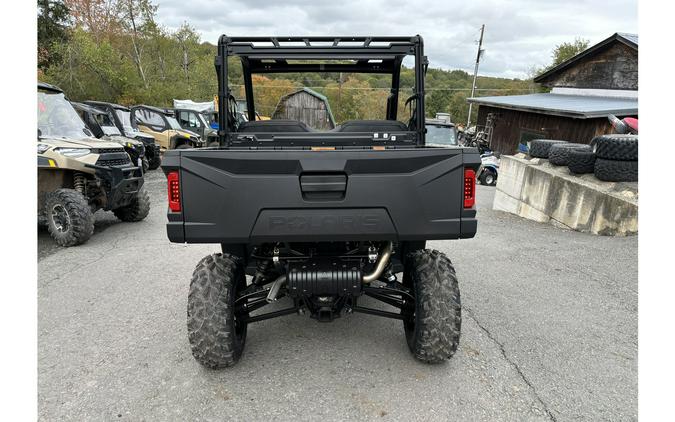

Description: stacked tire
[567,148,596,174]
[528,139,567,158]
[592,134,638,182]
[548,143,592,166]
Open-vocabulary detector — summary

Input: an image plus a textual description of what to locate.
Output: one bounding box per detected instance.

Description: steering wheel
[227,94,239,130]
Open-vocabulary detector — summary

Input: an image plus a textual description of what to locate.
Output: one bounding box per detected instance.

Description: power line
[228,84,528,92]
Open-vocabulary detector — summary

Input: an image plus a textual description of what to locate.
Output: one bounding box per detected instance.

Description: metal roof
[466,93,638,119]
[618,33,638,46]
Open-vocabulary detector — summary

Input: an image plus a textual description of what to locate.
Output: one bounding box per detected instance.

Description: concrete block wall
[493,154,638,236]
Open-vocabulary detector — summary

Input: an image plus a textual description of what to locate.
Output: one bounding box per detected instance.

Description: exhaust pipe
[362,242,393,284]
[266,275,287,303]
[265,242,394,302]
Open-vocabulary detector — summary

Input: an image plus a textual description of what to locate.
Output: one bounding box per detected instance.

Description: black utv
[71,102,148,171]
[172,108,220,146]
[162,36,480,368]
[83,101,162,170]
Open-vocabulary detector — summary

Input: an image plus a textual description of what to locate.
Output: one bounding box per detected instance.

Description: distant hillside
[39,1,533,124]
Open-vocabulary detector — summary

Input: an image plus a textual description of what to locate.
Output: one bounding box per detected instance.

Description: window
[177,111,201,128]
[136,108,167,131]
[426,124,457,146]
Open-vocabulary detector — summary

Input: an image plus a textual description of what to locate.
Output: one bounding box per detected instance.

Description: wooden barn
[467,33,638,155]
[272,88,336,130]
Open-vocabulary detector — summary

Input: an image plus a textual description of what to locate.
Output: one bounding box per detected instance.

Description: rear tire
[479,169,496,186]
[112,187,150,222]
[44,189,95,247]
[147,154,161,170]
[403,249,461,363]
[187,254,248,369]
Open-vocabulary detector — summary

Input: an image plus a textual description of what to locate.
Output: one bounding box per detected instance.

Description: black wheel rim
[51,204,71,233]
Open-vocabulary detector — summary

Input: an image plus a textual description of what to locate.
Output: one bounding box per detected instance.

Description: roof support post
[387,56,403,120]
[413,36,426,145]
[241,58,256,122]
[216,36,229,143]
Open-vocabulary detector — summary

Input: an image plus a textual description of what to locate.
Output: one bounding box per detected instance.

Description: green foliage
[40,0,533,122]
[38,0,71,69]
[551,38,590,67]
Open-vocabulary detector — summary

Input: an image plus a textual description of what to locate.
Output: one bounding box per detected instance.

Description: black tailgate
[163,147,479,243]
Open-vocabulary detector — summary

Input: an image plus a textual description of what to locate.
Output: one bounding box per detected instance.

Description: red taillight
[464,168,476,208]
[167,171,181,212]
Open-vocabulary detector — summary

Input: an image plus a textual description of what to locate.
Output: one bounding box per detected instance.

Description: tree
[551,38,589,67]
[43,27,131,101]
[174,23,201,87]
[64,0,121,40]
[426,89,452,117]
[38,0,71,69]
[117,0,157,89]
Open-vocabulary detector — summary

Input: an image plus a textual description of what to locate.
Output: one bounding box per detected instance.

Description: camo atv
[38,82,150,247]
[131,105,204,151]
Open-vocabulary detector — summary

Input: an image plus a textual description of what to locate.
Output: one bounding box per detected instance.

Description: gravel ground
[38,170,637,421]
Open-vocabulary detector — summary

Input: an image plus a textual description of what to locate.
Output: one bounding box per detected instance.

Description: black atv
[71,102,149,172]
[172,108,220,146]
[83,101,162,170]
[163,36,480,368]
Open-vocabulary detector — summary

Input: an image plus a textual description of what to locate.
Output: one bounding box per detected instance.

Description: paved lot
[38,170,637,421]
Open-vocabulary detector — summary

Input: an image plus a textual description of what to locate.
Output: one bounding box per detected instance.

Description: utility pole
[467,24,485,127]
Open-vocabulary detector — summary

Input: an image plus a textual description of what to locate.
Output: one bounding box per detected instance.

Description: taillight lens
[167,171,181,212]
[464,168,476,208]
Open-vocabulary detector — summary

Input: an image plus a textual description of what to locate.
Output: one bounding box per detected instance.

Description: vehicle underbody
[229,241,417,324]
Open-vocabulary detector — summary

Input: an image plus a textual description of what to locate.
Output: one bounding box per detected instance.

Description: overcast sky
[154,0,637,79]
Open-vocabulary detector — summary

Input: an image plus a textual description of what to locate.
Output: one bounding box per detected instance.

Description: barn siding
[538,43,638,90]
[272,91,334,130]
[476,106,618,155]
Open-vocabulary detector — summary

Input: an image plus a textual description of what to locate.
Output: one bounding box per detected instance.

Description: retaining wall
[493,154,638,236]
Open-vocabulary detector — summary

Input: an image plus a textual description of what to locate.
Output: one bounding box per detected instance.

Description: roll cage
[216,35,428,147]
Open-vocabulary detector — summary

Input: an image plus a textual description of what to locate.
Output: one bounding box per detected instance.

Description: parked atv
[460,125,490,154]
[71,102,148,172]
[425,118,458,147]
[131,105,204,151]
[173,108,220,146]
[38,82,150,247]
[163,36,480,368]
[478,152,499,186]
[84,101,162,170]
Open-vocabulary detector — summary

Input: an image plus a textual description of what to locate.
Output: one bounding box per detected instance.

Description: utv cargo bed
[163,146,479,244]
